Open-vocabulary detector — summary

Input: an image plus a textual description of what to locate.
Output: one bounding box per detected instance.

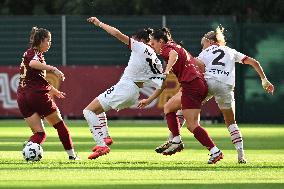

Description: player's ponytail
[29,26,50,48]
[203,25,226,46]
[29,26,38,47]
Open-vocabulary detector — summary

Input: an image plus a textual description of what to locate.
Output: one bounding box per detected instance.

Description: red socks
[193,126,215,150]
[165,112,180,137]
[53,121,73,150]
[29,132,46,144]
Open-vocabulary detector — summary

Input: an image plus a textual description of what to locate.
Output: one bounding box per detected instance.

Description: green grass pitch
[0,120,283,189]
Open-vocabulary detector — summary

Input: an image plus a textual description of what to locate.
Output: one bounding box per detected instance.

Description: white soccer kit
[197,45,247,109]
[98,38,165,111]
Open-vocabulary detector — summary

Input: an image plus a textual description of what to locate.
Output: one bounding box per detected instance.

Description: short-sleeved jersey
[18,48,50,91]
[160,41,203,83]
[197,45,247,86]
[120,38,165,89]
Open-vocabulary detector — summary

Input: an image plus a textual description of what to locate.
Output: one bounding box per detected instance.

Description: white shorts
[204,78,235,109]
[97,79,140,111]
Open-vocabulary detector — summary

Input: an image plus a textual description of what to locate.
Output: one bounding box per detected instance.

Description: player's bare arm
[29,60,65,81]
[164,50,178,75]
[87,16,129,45]
[138,80,166,108]
[243,57,274,94]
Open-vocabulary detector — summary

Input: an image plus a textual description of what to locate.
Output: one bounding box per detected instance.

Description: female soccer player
[197,26,274,163]
[84,17,165,160]
[141,27,223,164]
[17,27,79,160]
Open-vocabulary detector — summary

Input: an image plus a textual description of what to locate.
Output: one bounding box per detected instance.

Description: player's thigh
[85,98,105,115]
[44,109,63,126]
[24,113,45,133]
[164,91,182,114]
[182,109,201,132]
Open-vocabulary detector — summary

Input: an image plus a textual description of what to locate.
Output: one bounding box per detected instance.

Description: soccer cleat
[92,137,113,152]
[69,155,81,161]
[155,141,172,153]
[162,141,184,156]
[208,150,224,164]
[238,158,247,164]
[88,146,110,160]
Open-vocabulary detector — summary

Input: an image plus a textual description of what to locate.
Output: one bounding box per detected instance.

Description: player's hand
[261,78,274,94]
[138,99,151,108]
[163,70,170,75]
[53,68,65,81]
[50,88,66,99]
[87,17,101,26]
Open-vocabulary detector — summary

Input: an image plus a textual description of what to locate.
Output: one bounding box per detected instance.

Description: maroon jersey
[160,41,203,83]
[18,48,50,91]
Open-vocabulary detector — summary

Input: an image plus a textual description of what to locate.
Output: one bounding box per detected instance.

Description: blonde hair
[204,25,226,46]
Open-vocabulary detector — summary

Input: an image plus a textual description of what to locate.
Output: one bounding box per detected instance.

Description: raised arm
[87,16,129,45]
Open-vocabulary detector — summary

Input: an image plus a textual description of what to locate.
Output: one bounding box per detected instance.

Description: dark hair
[152,27,172,43]
[133,28,153,42]
[29,26,50,48]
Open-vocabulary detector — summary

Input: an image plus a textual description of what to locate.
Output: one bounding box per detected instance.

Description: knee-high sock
[53,121,73,150]
[176,110,185,128]
[193,126,216,150]
[29,132,46,144]
[228,124,244,150]
[98,112,110,138]
[165,112,180,138]
[83,109,105,146]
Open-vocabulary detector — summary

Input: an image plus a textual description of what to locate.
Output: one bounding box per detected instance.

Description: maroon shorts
[181,78,208,109]
[17,89,57,118]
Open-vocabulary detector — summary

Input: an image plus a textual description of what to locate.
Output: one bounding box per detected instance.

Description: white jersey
[197,45,247,86]
[120,38,165,89]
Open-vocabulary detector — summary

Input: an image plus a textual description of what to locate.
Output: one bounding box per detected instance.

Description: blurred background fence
[0,15,283,123]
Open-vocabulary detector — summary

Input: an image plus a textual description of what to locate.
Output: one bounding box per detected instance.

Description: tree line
[0,0,283,22]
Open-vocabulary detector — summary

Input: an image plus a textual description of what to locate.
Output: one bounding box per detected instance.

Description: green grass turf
[0,120,283,189]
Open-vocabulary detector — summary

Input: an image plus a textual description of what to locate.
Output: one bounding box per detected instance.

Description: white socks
[228,124,244,150]
[98,112,110,138]
[172,135,181,143]
[66,149,76,157]
[83,109,105,146]
[210,146,220,155]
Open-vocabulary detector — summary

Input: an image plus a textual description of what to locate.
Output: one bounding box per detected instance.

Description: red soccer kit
[17,48,57,118]
[160,41,208,109]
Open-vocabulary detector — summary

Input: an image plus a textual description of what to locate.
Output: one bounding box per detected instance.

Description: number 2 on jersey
[212,49,225,66]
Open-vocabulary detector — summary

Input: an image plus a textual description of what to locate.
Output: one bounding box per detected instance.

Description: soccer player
[17,27,79,160]
[197,26,274,163]
[84,17,165,160]
[140,27,223,164]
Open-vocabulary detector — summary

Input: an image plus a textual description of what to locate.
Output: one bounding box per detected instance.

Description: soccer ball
[22,142,43,162]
